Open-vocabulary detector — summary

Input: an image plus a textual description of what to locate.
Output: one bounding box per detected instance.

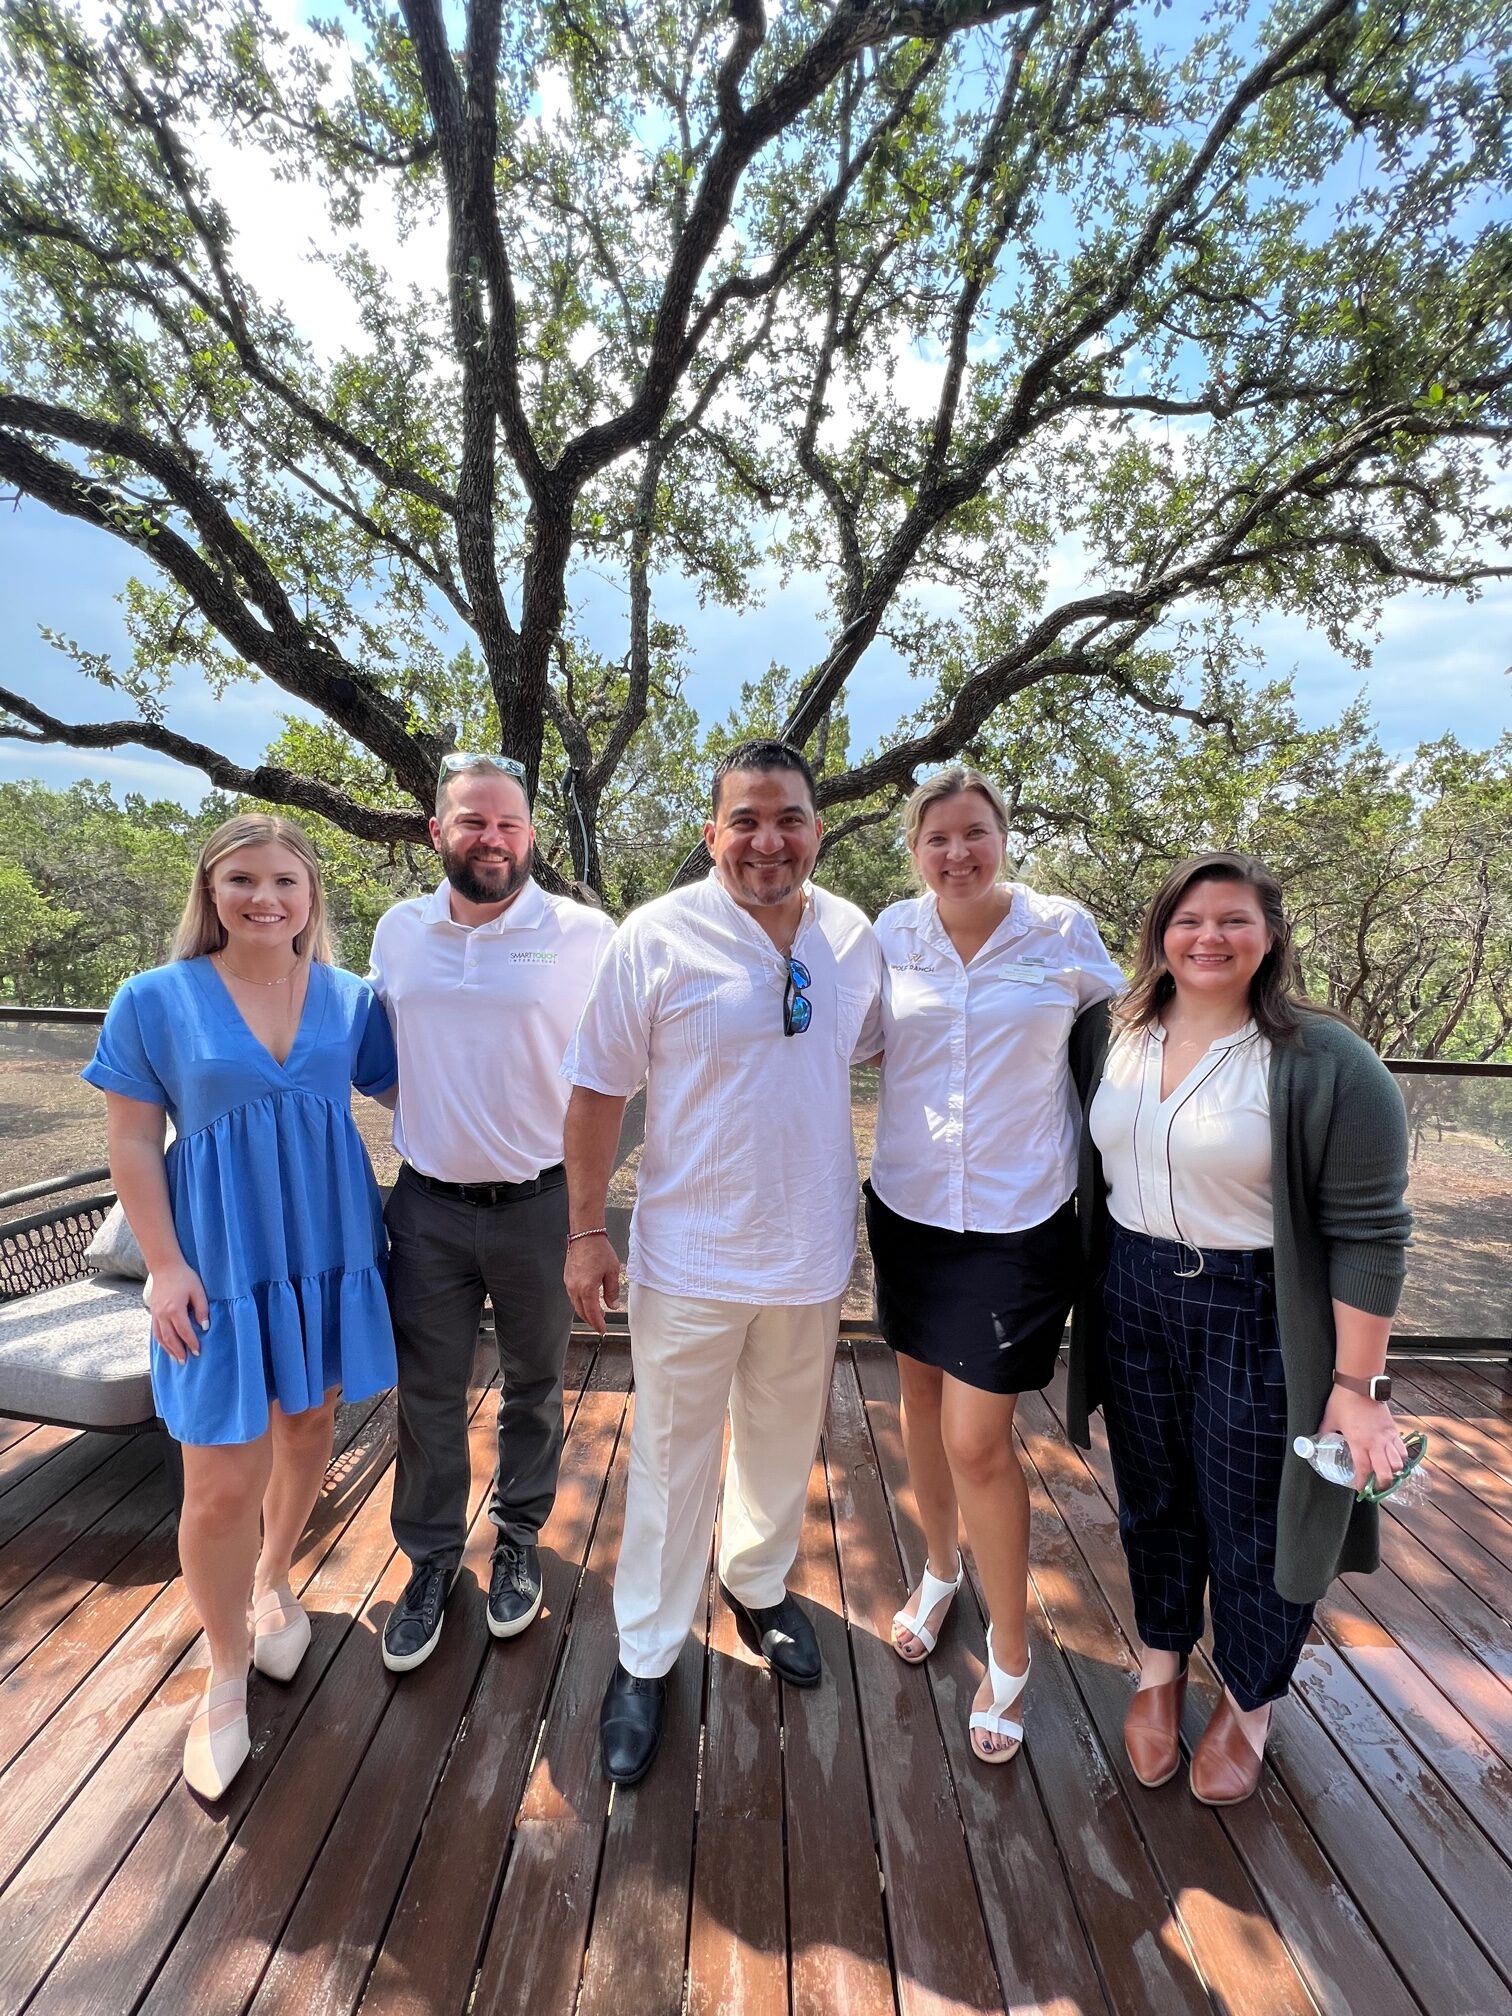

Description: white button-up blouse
[868,886,1124,1234]
[1089,1021,1275,1250]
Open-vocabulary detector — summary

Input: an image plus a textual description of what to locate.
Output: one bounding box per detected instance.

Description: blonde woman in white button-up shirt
[865,767,1122,1764]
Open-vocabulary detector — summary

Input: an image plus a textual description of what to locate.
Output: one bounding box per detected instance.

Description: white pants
[615,1283,843,1679]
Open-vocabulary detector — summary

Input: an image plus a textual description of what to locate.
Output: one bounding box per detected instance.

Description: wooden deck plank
[0,1462,174,1682]
[464,1388,632,2016]
[0,1423,78,1500]
[0,1427,122,1546]
[359,1357,631,2016]
[823,1350,1032,2016]
[849,1342,1116,2016]
[0,1429,164,1611]
[576,1393,703,2016]
[686,1523,787,2016]
[782,1406,895,2016]
[1314,1578,1512,1847]
[1340,1561,1512,1763]
[1374,1499,1512,1691]
[1290,1631,1512,1988]
[1389,1376,1512,1506]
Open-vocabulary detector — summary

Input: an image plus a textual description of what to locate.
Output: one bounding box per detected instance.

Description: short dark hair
[710,738,817,815]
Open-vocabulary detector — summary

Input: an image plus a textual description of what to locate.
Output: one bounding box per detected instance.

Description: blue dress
[82,957,399,1445]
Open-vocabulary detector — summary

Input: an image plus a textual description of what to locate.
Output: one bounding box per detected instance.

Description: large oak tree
[1,0,1508,892]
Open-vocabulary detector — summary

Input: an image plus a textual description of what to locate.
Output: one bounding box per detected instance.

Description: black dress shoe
[600,1662,666,1784]
[720,1585,822,1687]
[382,1560,459,1673]
[487,1541,542,1639]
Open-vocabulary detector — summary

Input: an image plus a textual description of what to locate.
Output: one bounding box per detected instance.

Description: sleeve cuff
[80,1061,166,1105]
[1328,1244,1407,1319]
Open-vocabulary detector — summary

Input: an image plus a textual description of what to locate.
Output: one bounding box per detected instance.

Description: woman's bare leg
[939,1377,1029,1754]
[179,1434,273,1679]
[254,1387,339,1615]
[893,1355,962,1656]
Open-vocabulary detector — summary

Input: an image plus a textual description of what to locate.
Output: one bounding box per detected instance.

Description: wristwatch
[1333,1371,1392,1402]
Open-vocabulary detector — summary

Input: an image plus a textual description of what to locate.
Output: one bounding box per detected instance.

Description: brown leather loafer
[1123,1667,1188,1787]
[1189,1693,1268,1806]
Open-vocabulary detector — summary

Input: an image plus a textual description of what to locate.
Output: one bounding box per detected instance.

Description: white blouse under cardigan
[1088,1021,1275,1251]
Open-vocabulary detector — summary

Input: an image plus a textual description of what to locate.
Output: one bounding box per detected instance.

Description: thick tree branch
[0,685,428,841]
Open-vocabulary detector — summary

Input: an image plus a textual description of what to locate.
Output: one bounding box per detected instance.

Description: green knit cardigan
[1066,1002,1413,1605]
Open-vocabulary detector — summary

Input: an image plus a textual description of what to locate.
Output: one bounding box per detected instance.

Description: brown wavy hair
[1113,851,1334,1045]
[169,814,333,965]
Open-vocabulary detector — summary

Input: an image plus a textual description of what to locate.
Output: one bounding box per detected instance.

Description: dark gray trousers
[385,1164,572,1573]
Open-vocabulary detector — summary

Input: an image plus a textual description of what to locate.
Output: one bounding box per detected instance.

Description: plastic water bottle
[1293,1431,1356,1487]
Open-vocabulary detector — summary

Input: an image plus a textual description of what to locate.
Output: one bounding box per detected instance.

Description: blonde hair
[170,815,333,964]
[902,766,1012,852]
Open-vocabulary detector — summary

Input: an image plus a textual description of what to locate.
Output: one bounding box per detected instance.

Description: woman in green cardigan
[1067,852,1412,1806]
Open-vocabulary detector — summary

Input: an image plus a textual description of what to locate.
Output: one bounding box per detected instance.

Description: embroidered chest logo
[509,949,558,965]
[892,950,940,973]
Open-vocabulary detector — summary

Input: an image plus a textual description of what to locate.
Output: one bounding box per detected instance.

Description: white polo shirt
[369,877,616,1184]
[563,872,882,1305]
[1090,1021,1275,1250]
[868,886,1124,1234]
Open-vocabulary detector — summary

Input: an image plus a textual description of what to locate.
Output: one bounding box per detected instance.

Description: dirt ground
[2,1030,1503,1339]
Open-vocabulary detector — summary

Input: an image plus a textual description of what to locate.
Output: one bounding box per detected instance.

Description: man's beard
[442,840,530,907]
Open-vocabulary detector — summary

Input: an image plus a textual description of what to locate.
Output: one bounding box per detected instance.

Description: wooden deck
[0,1341,1509,2016]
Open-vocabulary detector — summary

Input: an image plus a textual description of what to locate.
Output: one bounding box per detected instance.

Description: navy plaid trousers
[1102,1226,1315,1710]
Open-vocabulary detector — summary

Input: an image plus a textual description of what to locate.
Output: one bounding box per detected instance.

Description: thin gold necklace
[215,950,300,988]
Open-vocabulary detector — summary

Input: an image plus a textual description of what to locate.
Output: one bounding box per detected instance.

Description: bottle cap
[1293,1435,1317,1458]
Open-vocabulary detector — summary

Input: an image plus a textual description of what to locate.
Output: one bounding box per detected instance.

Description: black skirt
[864,1181,1078,1395]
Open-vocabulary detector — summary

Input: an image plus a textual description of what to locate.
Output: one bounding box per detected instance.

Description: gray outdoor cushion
[82,1199,149,1280]
[0,1275,154,1429]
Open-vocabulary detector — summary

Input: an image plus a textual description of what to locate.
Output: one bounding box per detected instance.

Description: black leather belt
[401,1162,565,1207]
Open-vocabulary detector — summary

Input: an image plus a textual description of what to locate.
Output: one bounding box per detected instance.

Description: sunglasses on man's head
[438,752,528,784]
[783,957,812,1037]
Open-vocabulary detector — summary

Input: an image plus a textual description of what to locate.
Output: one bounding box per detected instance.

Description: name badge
[1000,962,1047,984]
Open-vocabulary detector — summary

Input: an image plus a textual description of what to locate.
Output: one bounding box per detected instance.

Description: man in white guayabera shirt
[562,739,882,1784]
[369,754,615,1676]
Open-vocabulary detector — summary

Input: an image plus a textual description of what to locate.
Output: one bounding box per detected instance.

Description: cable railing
[3,1005,1509,1351]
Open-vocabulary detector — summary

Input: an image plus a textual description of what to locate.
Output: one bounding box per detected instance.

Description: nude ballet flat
[252,1584,311,1683]
[183,1672,250,1800]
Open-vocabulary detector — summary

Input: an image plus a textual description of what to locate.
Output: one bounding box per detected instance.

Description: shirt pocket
[832,983,878,1065]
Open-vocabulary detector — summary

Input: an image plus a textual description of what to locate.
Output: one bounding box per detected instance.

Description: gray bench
[0,1273,157,1430]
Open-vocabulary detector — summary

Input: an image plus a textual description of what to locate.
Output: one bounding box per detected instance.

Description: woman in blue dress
[83,813,398,1800]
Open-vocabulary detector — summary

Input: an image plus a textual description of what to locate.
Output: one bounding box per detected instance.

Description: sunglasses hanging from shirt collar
[783,957,812,1036]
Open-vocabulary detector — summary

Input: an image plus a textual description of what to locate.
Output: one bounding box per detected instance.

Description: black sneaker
[487,1541,543,1640]
[381,1560,459,1672]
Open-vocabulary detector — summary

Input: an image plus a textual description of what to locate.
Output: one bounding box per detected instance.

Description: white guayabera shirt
[563,872,883,1305]
[369,878,617,1184]
[867,886,1124,1234]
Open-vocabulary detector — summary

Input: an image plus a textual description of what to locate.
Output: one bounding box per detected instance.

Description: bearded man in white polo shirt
[562,738,882,1784]
[369,755,615,1672]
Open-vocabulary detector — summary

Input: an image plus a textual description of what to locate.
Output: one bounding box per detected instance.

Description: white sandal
[891,1554,963,1664]
[183,1671,251,1800]
[251,1583,310,1683]
[969,1627,1029,1765]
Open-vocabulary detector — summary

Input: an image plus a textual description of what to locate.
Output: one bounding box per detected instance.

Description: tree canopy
[1,0,1508,892]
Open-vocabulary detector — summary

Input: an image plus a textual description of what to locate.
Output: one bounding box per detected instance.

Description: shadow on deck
[0,1341,1509,2016]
